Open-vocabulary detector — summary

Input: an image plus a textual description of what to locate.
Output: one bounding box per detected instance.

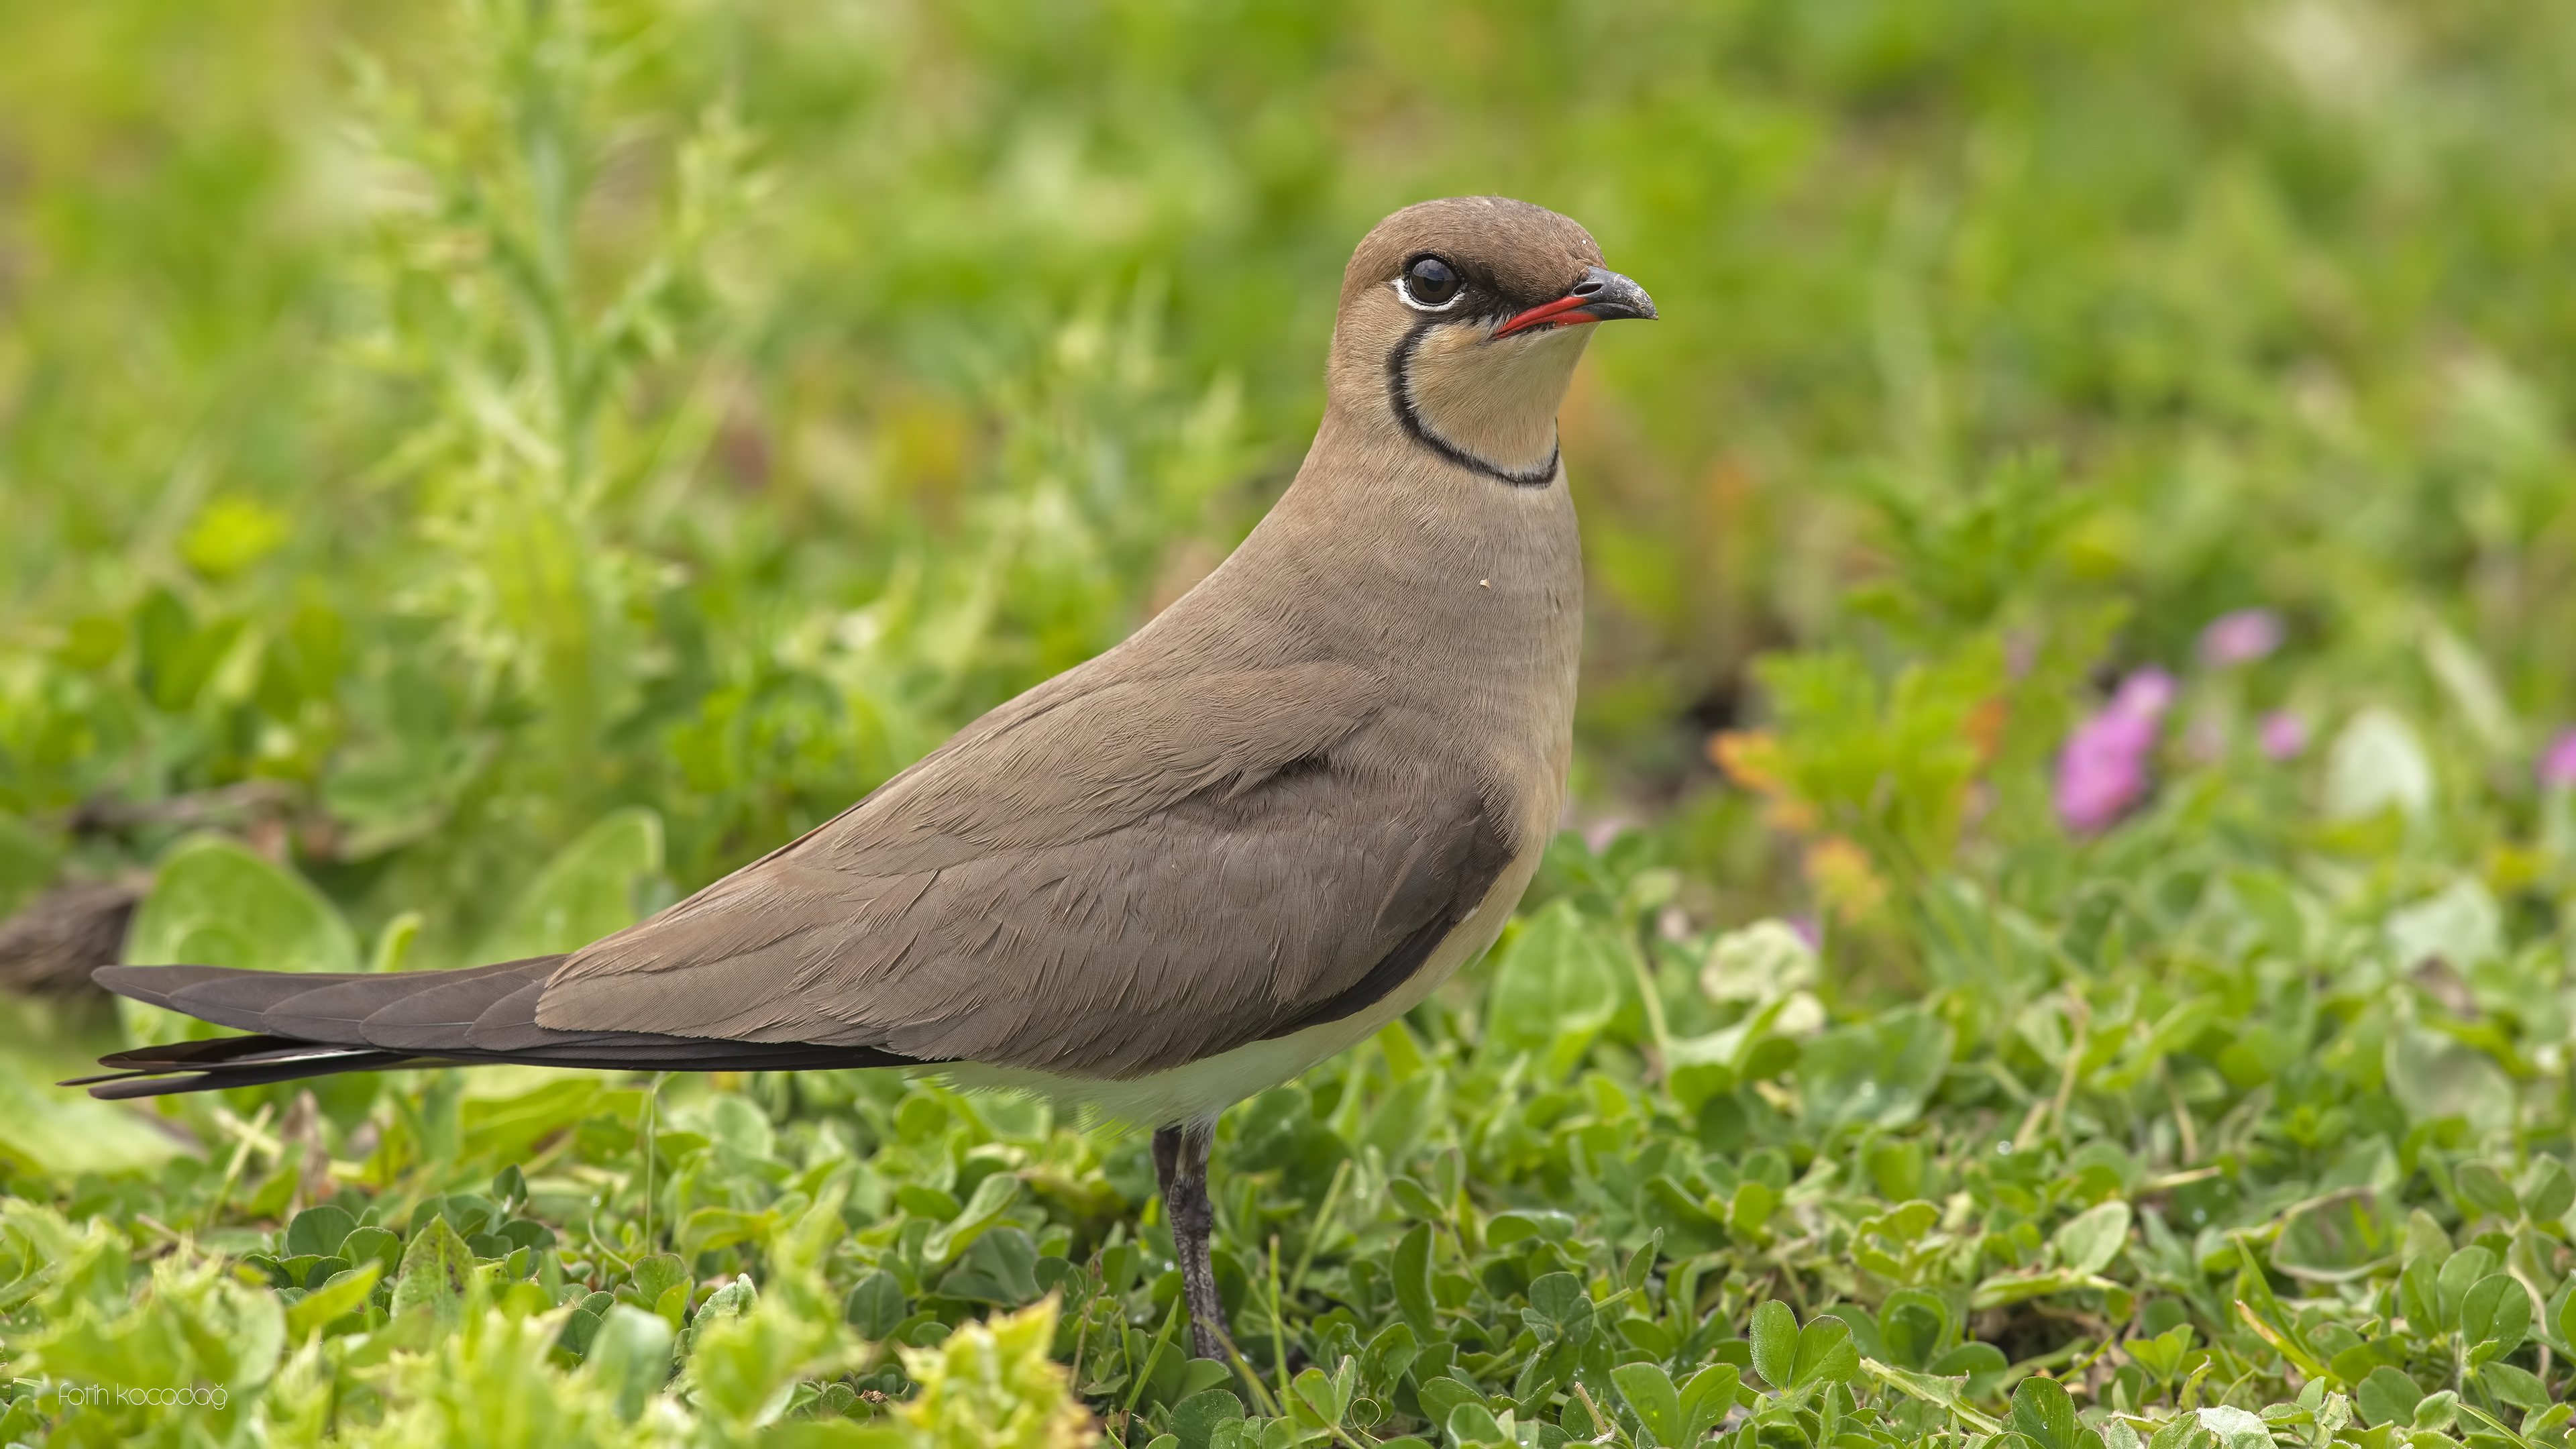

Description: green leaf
[629,1252,692,1310]
[1865,1139,1927,1201]
[2011,1375,2082,1449]
[1748,1299,1799,1389]
[845,1269,908,1339]
[0,1055,186,1176]
[1293,1365,1344,1424]
[1677,1364,1741,1444]
[1444,1401,1505,1446]
[1858,1358,2002,1436]
[180,496,291,579]
[2269,1189,2399,1283]
[653,1282,690,1331]
[1172,1386,1246,1449]
[133,586,243,711]
[284,1262,380,1338]
[2384,1026,2514,1136]
[2353,1366,2421,1429]
[1485,1210,1571,1246]
[1927,1342,2007,1387]
[1790,1315,1859,1388]
[1524,1271,1593,1346]
[1612,1362,1682,1446]
[389,1213,474,1326]
[285,1203,357,1260]
[2192,1405,2269,1449]
[922,1170,1022,1265]
[1796,1010,1953,1129]
[2327,1336,2402,1385]
[341,1226,401,1278]
[2458,1273,2530,1360]
[1728,1179,1777,1239]
[2051,1200,2131,1277]
[1391,1222,1437,1339]
[1388,1175,1444,1221]
[2399,1253,2441,1330]
[938,1225,1041,1304]
[2518,1156,2575,1222]
[1878,1291,1949,1371]
[368,911,423,973]
[2475,1360,2547,1411]
[2129,1324,2198,1380]
[1362,1320,1419,1397]
[2434,1246,2499,1333]
[685,1281,841,1430]
[1972,1267,2102,1309]
[121,833,359,1043]
[475,806,665,961]
[1414,1375,1483,1430]
[1484,900,1624,1066]
[692,1275,756,1326]
[2451,1159,2520,1221]
[2146,1416,2211,1449]
[1361,1071,1444,1165]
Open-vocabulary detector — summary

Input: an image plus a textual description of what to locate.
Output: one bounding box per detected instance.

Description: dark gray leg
[1153,1118,1228,1360]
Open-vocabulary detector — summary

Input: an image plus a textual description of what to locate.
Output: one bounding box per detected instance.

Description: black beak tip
[1574,265,1657,323]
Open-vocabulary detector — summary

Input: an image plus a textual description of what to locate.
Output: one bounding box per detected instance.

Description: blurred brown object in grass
[0,879,140,996]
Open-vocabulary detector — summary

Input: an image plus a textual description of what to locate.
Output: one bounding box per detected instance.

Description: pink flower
[2259,711,2308,761]
[2198,609,2284,668]
[2540,729,2576,789]
[2110,666,2177,716]
[2055,667,2175,835]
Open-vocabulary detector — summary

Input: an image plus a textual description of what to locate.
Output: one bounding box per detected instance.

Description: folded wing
[539,661,1519,1077]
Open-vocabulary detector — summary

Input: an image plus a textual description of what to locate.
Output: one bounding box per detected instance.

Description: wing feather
[538,661,1522,1076]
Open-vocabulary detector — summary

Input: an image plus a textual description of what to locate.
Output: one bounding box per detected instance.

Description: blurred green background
[5,0,2576,971]
[11,5,2576,1440]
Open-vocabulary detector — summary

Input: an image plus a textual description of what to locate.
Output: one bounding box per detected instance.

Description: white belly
[941,843,1541,1128]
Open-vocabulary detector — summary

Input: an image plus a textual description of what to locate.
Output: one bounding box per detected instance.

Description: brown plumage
[74,195,1654,1356]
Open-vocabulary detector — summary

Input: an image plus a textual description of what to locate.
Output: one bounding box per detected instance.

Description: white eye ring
[1395,261,1465,313]
[1395,276,1464,312]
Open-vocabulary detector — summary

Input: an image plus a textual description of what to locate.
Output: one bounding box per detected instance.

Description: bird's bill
[1491,266,1658,337]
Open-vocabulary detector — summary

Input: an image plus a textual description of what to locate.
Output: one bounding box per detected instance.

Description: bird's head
[1330,196,1656,486]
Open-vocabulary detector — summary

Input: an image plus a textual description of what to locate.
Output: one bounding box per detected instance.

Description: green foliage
[11,0,2576,1446]
[14,792,2576,1440]
[476,807,667,963]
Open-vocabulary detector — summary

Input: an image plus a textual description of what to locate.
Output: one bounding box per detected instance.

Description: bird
[72,195,1656,1361]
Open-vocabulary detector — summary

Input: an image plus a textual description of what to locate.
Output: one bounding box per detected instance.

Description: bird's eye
[1399,255,1462,309]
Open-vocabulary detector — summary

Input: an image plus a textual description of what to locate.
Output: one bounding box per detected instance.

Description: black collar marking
[1383,321,1562,489]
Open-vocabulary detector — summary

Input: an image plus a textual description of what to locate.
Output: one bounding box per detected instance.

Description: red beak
[1491,266,1658,338]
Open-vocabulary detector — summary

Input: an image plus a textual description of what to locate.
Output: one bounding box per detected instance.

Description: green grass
[5,1,2576,1444]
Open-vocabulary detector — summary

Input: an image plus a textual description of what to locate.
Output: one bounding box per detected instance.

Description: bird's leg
[1153,1118,1229,1360]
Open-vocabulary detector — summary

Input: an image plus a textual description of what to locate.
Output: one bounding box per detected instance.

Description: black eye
[1400,255,1462,308]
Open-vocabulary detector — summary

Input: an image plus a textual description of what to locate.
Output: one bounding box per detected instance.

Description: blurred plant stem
[343,0,758,843]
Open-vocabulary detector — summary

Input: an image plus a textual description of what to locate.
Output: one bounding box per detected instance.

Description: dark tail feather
[73,960,926,1098]
[68,1034,423,1099]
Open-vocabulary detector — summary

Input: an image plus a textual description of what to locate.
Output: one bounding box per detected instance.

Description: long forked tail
[70,959,922,1099]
